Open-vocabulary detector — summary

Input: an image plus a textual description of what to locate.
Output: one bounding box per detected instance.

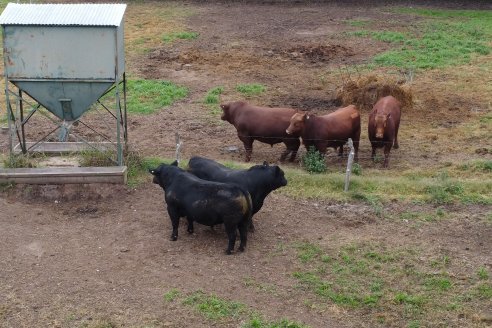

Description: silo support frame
[4,78,128,166]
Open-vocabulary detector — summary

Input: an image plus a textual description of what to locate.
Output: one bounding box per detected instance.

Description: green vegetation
[78,149,116,167]
[126,79,188,115]
[398,208,446,223]
[243,317,309,328]
[352,9,492,69]
[163,289,308,327]
[236,83,266,97]
[162,31,199,43]
[203,86,224,116]
[2,153,38,168]
[478,267,489,280]
[78,150,167,187]
[163,288,180,302]
[346,19,371,27]
[282,165,492,205]
[291,241,488,326]
[183,290,246,320]
[301,147,326,174]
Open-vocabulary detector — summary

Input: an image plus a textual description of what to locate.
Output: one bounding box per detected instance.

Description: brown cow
[220,101,300,162]
[285,105,361,161]
[368,95,401,168]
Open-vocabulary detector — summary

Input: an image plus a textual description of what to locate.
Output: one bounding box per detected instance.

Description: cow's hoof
[238,246,245,252]
[394,144,399,149]
[225,249,232,255]
[170,236,178,241]
[187,229,193,234]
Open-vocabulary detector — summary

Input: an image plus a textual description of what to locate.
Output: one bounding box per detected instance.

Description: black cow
[187,156,287,228]
[150,161,253,255]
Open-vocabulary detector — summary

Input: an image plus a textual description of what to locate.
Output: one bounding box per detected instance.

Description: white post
[344,138,355,192]
[175,132,182,165]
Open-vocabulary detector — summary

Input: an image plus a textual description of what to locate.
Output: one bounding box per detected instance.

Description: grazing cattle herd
[151,96,402,254]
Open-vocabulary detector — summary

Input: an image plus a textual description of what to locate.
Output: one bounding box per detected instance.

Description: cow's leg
[279,148,290,162]
[248,220,255,232]
[338,145,344,158]
[394,123,400,149]
[167,206,180,241]
[371,143,377,162]
[237,221,248,252]
[186,217,194,234]
[353,139,360,162]
[383,143,392,168]
[224,223,237,255]
[239,136,253,162]
[353,127,361,162]
[280,138,300,162]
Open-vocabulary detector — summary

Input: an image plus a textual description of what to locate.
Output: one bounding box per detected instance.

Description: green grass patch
[163,288,180,302]
[477,267,489,280]
[352,9,492,69]
[398,208,446,222]
[162,31,199,43]
[295,242,323,263]
[236,83,266,97]
[204,86,224,116]
[280,166,491,205]
[346,19,371,27]
[167,288,308,327]
[183,290,246,320]
[126,79,188,115]
[291,241,492,326]
[243,317,309,328]
[2,153,38,168]
[457,160,492,173]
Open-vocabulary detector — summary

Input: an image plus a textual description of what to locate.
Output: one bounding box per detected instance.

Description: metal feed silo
[0,3,128,166]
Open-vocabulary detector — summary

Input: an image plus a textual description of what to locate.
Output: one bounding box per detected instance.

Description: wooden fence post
[344,138,355,192]
[175,132,182,164]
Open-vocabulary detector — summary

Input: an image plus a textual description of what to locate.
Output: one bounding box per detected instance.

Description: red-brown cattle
[220,101,301,162]
[285,105,361,161]
[368,95,401,168]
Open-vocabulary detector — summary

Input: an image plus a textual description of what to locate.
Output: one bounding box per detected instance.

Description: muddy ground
[0,1,491,328]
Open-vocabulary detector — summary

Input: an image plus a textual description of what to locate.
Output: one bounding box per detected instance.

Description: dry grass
[335,73,414,112]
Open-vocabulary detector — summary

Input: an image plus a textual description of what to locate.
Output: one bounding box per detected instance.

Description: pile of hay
[335,74,413,111]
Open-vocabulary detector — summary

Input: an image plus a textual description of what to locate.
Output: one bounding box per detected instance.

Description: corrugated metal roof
[0,3,127,26]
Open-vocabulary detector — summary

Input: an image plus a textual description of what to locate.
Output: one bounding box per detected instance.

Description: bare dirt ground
[1,1,491,328]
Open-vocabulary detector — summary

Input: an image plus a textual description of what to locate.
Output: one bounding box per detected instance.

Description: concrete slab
[0,166,127,184]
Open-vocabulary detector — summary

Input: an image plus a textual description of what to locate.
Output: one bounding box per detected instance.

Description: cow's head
[374,114,389,139]
[286,111,308,136]
[256,161,288,188]
[149,161,179,185]
[220,103,231,122]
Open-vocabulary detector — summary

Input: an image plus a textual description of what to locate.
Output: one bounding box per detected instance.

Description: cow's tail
[237,185,254,230]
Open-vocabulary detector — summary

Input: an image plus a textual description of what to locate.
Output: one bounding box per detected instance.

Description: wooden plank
[14,142,116,154]
[0,166,127,184]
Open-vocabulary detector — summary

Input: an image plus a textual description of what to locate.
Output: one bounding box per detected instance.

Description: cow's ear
[263,161,268,166]
[171,160,178,166]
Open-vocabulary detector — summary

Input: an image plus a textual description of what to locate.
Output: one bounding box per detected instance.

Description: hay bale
[335,74,413,111]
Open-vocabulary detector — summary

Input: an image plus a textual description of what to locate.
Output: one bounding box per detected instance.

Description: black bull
[187,156,288,219]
